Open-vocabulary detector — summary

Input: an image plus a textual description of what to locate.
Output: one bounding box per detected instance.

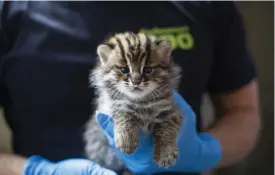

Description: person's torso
[0,1,216,172]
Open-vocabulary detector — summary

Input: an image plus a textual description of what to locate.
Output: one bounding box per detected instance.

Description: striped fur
[84,32,183,169]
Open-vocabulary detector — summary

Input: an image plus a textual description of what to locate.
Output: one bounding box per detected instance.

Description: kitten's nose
[131,74,142,86]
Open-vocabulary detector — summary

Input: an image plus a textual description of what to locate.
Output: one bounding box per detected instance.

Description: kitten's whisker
[109,89,117,99]
[149,91,154,101]
[153,90,159,99]
[151,90,157,101]
[152,90,158,98]
[112,90,118,100]
[109,88,120,100]
[154,89,164,98]
[114,89,122,100]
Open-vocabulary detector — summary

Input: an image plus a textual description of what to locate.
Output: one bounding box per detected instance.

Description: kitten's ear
[97,44,114,64]
[155,40,173,63]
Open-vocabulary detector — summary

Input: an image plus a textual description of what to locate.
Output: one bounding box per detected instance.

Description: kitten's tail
[83,114,125,171]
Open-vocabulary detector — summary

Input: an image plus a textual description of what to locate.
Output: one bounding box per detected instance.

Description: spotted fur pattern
[84,32,183,170]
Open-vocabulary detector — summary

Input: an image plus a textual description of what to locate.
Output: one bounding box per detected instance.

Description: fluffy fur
[83,32,183,170]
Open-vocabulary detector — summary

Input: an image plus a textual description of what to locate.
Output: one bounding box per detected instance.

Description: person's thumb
[96,112,115,139]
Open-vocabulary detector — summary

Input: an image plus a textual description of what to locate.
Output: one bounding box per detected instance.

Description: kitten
[83,32,183,170]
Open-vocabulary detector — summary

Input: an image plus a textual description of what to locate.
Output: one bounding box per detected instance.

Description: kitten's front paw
[115,131,139,154]
[154,142,179,168]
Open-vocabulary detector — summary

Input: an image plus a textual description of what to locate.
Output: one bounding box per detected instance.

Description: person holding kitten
[0,1,260,175]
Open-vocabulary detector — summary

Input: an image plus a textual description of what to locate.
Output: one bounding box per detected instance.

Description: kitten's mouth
[129,86,142,92]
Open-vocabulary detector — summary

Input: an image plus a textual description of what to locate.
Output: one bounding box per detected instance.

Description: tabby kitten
[84,32,183,169]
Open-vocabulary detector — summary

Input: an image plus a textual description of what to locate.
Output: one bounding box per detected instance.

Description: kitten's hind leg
[113,114,139,154]
[153,115,182,168]
[83,115,124,171]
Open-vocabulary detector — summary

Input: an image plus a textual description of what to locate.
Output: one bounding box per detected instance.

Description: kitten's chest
[134,106,165,133]
[136,112,156,134]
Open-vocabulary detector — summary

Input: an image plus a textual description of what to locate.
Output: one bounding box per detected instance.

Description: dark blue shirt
[0,1,257,175]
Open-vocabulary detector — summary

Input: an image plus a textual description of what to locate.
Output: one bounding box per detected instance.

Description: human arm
[206,2,261,168]
[208,80,260,167]
[0,152,27,175]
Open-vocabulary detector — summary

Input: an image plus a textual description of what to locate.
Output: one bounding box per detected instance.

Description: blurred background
[0,1,274,175]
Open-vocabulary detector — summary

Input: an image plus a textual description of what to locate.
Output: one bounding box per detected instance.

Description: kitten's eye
[120,67,130,74]
[143,67,153,74]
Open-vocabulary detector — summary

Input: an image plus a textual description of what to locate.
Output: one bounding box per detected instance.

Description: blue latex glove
[23,155,118,175]
[96,91,222,175]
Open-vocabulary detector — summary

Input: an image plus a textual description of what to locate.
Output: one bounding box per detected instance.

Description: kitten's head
[91,32,181,100]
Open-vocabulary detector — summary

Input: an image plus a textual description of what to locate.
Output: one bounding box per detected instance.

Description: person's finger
[89,163,118,175]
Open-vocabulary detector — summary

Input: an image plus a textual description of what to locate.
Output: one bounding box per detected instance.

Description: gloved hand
[23,155,118,175]
[96,91,222,175]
